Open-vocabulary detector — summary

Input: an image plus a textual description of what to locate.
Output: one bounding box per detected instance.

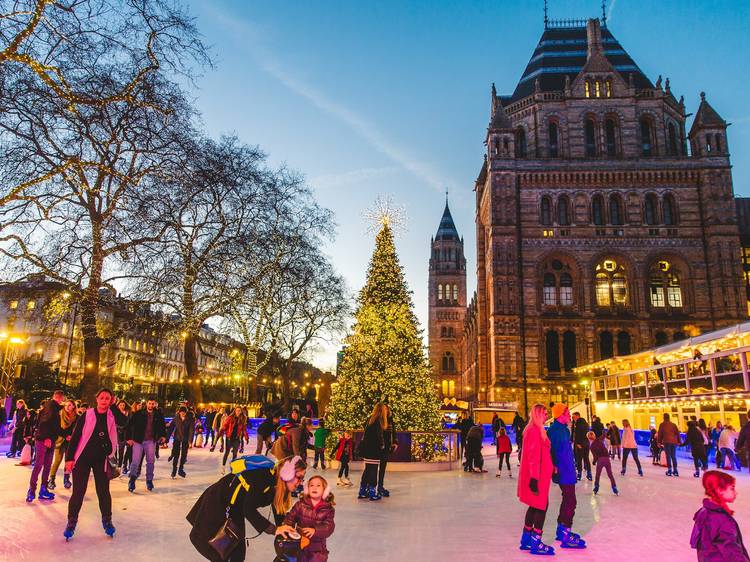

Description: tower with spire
[428,196,466,399]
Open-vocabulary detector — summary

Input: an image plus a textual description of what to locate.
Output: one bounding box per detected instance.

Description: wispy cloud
[607,0,617,22]
[310,166,400,191]
[204,5,449,195]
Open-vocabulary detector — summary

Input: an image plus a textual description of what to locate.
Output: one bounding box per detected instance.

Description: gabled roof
[508,23,653,102]
[689,92,727,136]
[435,201,460,241]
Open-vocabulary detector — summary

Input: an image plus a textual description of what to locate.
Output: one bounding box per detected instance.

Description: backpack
[228,454,275,475]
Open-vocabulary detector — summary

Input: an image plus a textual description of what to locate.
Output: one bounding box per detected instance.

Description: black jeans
[498,452,511,470]
[68,456,111,520]
[171,440,189,471]
[692,451,708,471]
[622,448,642,472]
[378,456,388,489]
[222,438,240,466]
[524,506,547,531]
[338,453,350,478]
[574,443,591,474]
[9,427,24,455]
[314,448,326,468]
[360,459,379,487]
[557,484,577,528]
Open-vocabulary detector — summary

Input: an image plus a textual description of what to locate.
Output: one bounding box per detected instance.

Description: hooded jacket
[691,498,749,562]
[34,399,62,442]
[283,496,335,561]
[548,420,577,485]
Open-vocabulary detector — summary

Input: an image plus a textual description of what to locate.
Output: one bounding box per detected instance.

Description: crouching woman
[188,455,307,562]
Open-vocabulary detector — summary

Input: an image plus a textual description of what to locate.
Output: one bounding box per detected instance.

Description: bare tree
[0,1,208,400]
[266,249,350,412]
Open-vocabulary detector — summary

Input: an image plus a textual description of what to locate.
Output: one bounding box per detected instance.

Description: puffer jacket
[358,422,384,460]
[691,499,749,561]
[547,420,576,485]
[283,496,335,562]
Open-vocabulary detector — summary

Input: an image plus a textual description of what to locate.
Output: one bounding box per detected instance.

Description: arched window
[595,80,601,98]
[441,380,449,396]
[541,196,552,225]
[655,331,668,346]
[599,331,614,359]
[595,259,629,307]
[549,121,559,158]
[585,118,597,157]
[546,330,560,372]
[438,284,443,302]
[640,118,653,156]
[563,331,577,371]
[663,194,677,226]
[557,195,570,225]
[440,326,447,337]
[645,193,658,225]
[592,195,605,226]
[706,135,712,153]
[543,273,556,305]
[515,127,527,158]
[605,79,612,98]
[667,273,683,307]
[668,123,678,156]
[605,118,617,157]
[715,134,722,154]
[585,81,591,98]
[560,273,573,305]
[649,273,665,307]
[609,194,624,225]
[453,284,459,302]
[442,352,455,372]
[617,331,631,356]
[649,260,683,309]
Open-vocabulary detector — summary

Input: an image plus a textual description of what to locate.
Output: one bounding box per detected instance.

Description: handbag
[106,456,120,480]
[208,510,243,560]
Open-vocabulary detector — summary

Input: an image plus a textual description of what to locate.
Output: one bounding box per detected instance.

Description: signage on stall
[487,401,518,410]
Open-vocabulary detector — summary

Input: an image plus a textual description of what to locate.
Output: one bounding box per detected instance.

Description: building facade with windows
[428,201,467,398]
[463,17,746,413]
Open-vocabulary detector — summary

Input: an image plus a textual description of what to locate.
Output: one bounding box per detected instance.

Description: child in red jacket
[283,475,336,562]
[333,431,353,487]
[496,426,512,478]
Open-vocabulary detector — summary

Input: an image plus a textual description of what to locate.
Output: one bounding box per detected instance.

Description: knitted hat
[551,403,567,419]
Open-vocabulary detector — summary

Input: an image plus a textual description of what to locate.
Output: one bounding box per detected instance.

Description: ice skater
[548,403,586,549]
[607,421,621,460]
[496,426,512,478]
[620,419,643,476]
[166,406,194,478]
[26,390,65,503]
[683,420,709,477]
[572,411,592,481]
[657,412,681,476]
[334,431,353,486]
[126,395,167,492]
[589,431,618,496]
[690,470,749,560]
[357,403,386,500]
[283,475,336,561]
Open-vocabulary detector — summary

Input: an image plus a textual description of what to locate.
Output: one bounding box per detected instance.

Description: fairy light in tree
[362,196,407,237]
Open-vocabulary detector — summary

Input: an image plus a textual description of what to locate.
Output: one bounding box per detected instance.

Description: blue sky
[187,0,750,370]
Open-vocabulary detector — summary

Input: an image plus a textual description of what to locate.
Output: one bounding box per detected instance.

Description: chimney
[586,18,602,58]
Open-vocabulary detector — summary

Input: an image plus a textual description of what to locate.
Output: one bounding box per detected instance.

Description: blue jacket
[548,420,577,485]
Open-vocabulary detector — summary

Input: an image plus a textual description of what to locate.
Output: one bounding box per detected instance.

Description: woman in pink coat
[517,403,555,555]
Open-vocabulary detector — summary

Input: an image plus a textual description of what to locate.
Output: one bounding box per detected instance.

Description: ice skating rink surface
[1,442,748,562]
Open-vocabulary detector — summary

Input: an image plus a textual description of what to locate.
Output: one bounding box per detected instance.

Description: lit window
[585,81,591,98]
[442,380,449,395]
[612,273,627,305]
[606,80,612,98]
[649,276,665,307]
[453,284,458,302]
[667,274,683,307]
[595,273,610,306]
[438,284,443,302]
[595,260,628,307]
[543,273,557,305]
[595,81,601,98]
[26,300,36,310]
[9,300,18,310]
[449,381,455,395]
[560,273,573,305]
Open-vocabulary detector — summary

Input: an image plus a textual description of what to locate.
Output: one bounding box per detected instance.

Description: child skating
[589,431,618,496]
[283,475,336,562]
[496,426,512,478]
[333,431,353,486]
[690,470,749,561]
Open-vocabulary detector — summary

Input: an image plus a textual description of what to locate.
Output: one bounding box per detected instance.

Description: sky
[186,0,750,371]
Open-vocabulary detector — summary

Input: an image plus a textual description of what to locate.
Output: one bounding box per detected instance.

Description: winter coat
[571,417,590,445]
[205,410,216,431]
[167,415,194,443]
[685,425,707,457]
[621,426,637,449]
[212,412,224,432]
[512,415,525,436]
[11,407,27,430]
[496,434,512,454]
[126,409,166,443]
[691,499,750,562]
[271,425,311,460]
[34,399,62,442]
[517,425,553,510]
[257,418,278,439]
[591,419,604,438]
[607,425,621,446]
[383,415,397,450]
[220,415,247,441]
[719,429,739,450]
[334,437,353,461]
[359,422,384,460]
[314,427,331,449]
[657,420,681,445]
[590,437,609,461]
[283,496,335,562]
[66,408,118,469]
[491,416,501,434]
[187,469,277,562]
[547,420,577,485]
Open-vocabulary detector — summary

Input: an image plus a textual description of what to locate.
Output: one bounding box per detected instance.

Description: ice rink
[1,440,748,562]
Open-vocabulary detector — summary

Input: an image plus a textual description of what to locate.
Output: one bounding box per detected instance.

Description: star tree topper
[363,195,407,236]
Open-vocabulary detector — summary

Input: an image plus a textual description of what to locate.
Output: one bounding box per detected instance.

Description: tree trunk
[80,229,105,402]
[184,334,203,403]
[246,348,258,401]
[281,358,294,414]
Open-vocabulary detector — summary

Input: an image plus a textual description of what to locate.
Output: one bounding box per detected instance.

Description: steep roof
[435,201,460,241]
[689,92,727,135]
[509,23,653,102]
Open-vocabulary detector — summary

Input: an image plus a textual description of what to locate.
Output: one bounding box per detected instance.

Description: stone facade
[427,201,467,399]
[461,18,746,414]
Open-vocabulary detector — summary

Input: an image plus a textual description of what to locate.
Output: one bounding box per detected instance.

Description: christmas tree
[326,209,442,457]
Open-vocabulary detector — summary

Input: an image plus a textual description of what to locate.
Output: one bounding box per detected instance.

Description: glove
[529,478,539,494]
